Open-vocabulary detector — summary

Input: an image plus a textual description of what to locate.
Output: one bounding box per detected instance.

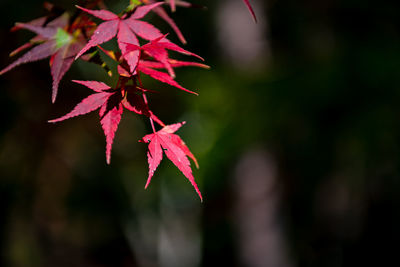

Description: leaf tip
[144,176,152,189]
[71,80,83,85]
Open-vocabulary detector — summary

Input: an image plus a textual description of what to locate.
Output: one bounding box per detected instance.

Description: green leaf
[127,0,143,12]
[54,28,71,49]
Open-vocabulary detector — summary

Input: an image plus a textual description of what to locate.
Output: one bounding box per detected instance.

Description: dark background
[1,0,400,266]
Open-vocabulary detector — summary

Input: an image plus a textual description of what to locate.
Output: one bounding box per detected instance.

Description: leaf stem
[115,76,121,90]
[137,72,157,133]
[142,92,156,133]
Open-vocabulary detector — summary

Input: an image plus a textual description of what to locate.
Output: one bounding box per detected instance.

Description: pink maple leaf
[114,55,201,95]
[0,14,86,103]
[75,2,165,73]
[139,59,210,70]
[125,34,204,78]
[138,64,198,95]
[140,121,202,201]
[49,80,161,164]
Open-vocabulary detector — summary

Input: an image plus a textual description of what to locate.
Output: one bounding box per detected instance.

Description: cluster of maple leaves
[0,0,256,201]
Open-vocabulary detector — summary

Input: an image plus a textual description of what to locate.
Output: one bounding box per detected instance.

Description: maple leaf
[111,52,201,95]
[75,2,165,73]
[49,80,162,164]
[139,59,210,70]
[8,15,51,56]
[242,0,257,22]
[0,14,86,102]
[137,63,198,95]
[137,56,209,95]
[117,62,198,95]
[125,34,204,78]
[140,122,202,201]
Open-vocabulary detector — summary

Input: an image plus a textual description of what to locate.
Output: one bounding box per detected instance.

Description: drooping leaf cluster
[1,0,256,201]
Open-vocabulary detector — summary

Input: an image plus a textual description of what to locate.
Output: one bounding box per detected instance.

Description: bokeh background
[1,0,400,266]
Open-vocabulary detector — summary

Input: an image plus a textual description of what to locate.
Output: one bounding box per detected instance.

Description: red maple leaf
[141,66,197,95]
[140,122,202,201]
[49,80,162,164]
[75,2,165,73]
[139,59,210,70]
[112,52,205,95]
[137,62,198,95]
[124,34,204,78]
[0,14,86,102]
